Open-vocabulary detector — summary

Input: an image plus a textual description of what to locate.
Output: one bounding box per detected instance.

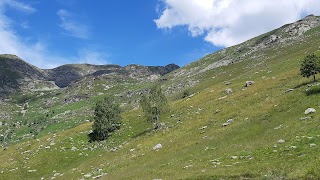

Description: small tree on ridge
[300,54,320,82]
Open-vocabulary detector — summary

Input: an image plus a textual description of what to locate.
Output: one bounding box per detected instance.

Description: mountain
[0,54,56,94]
[0,56,180,92]
[1,15,320,179]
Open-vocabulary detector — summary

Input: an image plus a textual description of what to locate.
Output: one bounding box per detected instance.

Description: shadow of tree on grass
[305,86,320,96]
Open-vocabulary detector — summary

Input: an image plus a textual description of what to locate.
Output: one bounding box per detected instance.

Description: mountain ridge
[0,55,180,91]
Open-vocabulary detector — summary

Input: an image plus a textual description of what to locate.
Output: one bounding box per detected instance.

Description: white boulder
[305,108,316,114]
[153,144,162,151]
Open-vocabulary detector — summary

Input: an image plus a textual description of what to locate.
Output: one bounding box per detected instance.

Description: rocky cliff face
[0,55,180,93]
[0,54,53,94]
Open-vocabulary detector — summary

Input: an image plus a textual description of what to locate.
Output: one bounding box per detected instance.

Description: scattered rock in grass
[200,126,207,130]
[299,116,312,121]
[278,139,285,143]
[153,144,162,151]
[285,89,294,93]
[71,146,78,151]
[245,81,254,87]
[230,156,238,159]
[130,149,135,152]
[28,169,37,173]
[224,88,233,94]
[305,108,316,114]
[222,119,234,127]
[218,96,227,100]
[222,123,229,127]
[110,147,118,152]
[274,124,283,130]
[226,119,234,124]
[290,146,297,149]
[310,143,316,148]
[225,81,231,85]
[84,173,92,178]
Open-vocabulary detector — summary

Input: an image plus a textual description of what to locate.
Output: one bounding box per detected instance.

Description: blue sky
[0,0,320,68]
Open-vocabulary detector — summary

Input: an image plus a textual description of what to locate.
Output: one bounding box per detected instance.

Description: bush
[182,89,190,99]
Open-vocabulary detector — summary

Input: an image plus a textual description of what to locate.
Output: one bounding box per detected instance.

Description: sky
[0,0,320,69]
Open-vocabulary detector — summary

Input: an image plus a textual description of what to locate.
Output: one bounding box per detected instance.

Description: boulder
[224,88,233,94]
[304,108,316,114]
[226,119,234,124]
[285,89,294,93]
[310,143,316,148]
[222,123,229,127]
[278,139,285,143]
[153,144,162,151]
[245,81,254,87]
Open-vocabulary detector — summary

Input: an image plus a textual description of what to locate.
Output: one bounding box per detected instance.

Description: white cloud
[155,0,320,47]
[76,48,110,65]
[0,2,108,69]
[0,1,49,67]
[57,9,89,39]
[4,0,36,13]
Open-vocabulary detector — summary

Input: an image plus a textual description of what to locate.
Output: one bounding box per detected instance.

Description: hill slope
[0,15,320,179]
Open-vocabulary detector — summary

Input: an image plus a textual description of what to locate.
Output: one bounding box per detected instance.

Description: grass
[1,19,320,179]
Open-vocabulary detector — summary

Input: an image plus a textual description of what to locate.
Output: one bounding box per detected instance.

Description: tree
[140,84,168,129]
[300,54,320,82]
[89,96,121,142]
[182,89,190,99]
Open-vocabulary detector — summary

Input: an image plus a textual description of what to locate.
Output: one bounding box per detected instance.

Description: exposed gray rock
[245,81,254,87]
[305,108,316,114]
[310,143,316,148]
[230,156,238,159]
[285,89,294,93]
[153,144,162,151]
[224,88,233,94]
[278,139,285,143]
[274,124,283,130]
[226,119,234,124]
[299,116,312,121]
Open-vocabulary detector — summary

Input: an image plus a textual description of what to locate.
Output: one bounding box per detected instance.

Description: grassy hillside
[1,16,320,179]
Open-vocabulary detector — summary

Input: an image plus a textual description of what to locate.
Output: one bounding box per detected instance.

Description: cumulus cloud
[57,9,90,39]
[155,0,320,47]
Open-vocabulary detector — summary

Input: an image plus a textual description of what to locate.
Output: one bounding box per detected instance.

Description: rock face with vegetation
[0,56,180,92]
[1,15,320,179]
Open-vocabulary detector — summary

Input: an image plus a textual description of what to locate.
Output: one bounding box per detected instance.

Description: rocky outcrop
[46,63,179,88]
[0,54,180,92]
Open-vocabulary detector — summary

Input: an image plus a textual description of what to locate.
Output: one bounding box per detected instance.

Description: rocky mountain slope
[0,15,320,179]
[0,55,180,92]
